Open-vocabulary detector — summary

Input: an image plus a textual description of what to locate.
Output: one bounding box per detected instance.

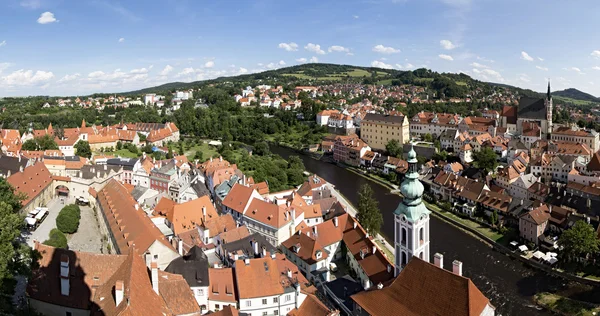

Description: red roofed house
[96,179,179,269]
[27,242,200,316]
[7,162,54,214]
[351,256,494,316]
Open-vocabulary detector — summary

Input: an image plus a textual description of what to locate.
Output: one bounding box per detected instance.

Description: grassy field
[535,292,600,316]
[184,142,220,161]
[282,68,389,81]
[555,96,595,106]
[98,148,140,158]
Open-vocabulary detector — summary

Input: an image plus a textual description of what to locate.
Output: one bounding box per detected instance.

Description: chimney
[313,226,317,236]
[452,260,463,276]
[178,239,183,255]
[19,165,23,173]
[253,241,259,256]
[353,221,357,229]
[363,278,371,290]
[104,164,107,170]
[434,253,444,269]
[60,254,70,296]
[151,261,159,294]
[202,206,207,222]
[134,204,139,211]
[306,231,311,238]
[291,209,296,220]
[244,258,250,265]
[271,252,276,259]
[377,283,384,290]
[234,254,239,261]
[387,264,392,273]
[372,245,376,255]
[262,247,267,258]
[210,157,213,162]
[219,156,222,162]
[115,280,124,306]
[548,205,552,213]
[96,171,100,178]
[6,170,10,178]
[287,269,292,278]
[333,217,338,227]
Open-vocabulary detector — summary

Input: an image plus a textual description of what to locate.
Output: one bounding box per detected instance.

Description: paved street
[325,183,396,258]
[21,196,70,247]
[68,205,104,253]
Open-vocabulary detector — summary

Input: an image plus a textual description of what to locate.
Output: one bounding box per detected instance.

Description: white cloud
[238,67,248,74]
[37,12,58,24]
[593,66,600,71]
[439,40,456,50]
[88,71,106,79]
[353,15,359,19]
[296,58,307,63]
[477,56,495,63]
[346,52,354,56]
[176,67,196,77]
[266,63,277,69]
[470,62,489,69]
[520,51,534,61]
[204,61,214,68]
[278,42,298,52]
[278,60,286,66]
[564,67,583,74]
[328,45,350,53]
[118,38,125,43]
[0,63,12,73]
[160,65,173,76]
[1,69,54,86]
[372,44,400,54]
[438,54,454,61]
[130,68,148,74]
[0,41,6,47]
[309,56,319,63]
[518,74,531,83]
[536,65,549,71]
[537,57,544,61]
[57,73,80,83]
[371,60,394,69]
[591,50,600,58]
[20,0,41,9]
[305,43,325,55]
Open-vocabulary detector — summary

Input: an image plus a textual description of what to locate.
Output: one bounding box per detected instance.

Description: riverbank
[535,292,600,316]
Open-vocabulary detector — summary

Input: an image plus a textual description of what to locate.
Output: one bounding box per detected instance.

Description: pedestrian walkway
[22,197,70,247]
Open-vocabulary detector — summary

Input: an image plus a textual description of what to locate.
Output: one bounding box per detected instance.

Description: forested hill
[116,63,542,99]
[552,88,599,102]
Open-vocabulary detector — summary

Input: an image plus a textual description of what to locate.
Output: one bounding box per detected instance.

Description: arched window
[419,227,424,244]
[401,251,407,266]
[419,252,424,259]
[402,228,407,247]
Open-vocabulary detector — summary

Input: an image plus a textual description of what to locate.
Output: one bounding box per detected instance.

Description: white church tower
[545,81,553,137]
[394,144,431,276]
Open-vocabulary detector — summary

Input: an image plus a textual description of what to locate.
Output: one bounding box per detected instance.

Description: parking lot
[21,196,104,254]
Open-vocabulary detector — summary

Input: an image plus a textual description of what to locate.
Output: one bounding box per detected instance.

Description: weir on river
[271,145,600,316]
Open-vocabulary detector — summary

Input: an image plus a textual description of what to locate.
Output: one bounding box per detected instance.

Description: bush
[43,229,68,249]
[56,204,81,234]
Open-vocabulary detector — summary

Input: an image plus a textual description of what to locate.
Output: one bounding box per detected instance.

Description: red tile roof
[208,268,237,303]
[351,258,492,316]
[8,162,53,207]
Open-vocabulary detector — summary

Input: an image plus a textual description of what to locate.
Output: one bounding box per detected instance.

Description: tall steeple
[393,144,431,276]
[546,80,553,137]
[547,81,552,100]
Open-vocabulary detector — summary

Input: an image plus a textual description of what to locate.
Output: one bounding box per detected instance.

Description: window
[262,299,267,305]
[263,312,267,316]
[246,301,251,307]
[215,304,220,311]
[285,294,291,302]
[66,313,72,316]
[274,311,279,315]
[273,297,278,303]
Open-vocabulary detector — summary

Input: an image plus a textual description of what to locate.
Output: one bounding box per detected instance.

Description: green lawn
[455,81,468,86]
[535,292,600,316]
[281,68,388,81]
[98,148,140,158]
[554,96,595,106]
[377,79,393,85]
[184,142,220,161]
[282,73,317,80]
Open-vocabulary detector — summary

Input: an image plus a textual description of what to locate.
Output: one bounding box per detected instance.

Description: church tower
[545,81,553,137]
[393,144,431,276]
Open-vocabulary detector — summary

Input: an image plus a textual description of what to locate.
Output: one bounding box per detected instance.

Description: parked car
[329,262,338,272]
[76,196,89,206]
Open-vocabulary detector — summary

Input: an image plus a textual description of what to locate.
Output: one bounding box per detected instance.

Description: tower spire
[547,81,551,100]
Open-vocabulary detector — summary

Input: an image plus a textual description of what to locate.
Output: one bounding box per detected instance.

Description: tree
[386,139,402,158]
[423,133,433,142]
[559,220,600,263]
[56,204,81,234]
[36,135,58,150]
[166,148,174,159]
[194,150,204,162]
[0,179,34,311]
[473,147,498,173]
[74,140,92,158]
[43,229,68,249]
[356,184,383,236]
[116,141,123,150]
[22,139,37,151]
[254,141,270,156]
[490,209,498,227]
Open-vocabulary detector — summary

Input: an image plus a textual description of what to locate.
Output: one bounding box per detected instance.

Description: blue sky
[1,0,600,97]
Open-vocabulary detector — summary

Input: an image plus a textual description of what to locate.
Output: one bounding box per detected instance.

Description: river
[272,145,600,316]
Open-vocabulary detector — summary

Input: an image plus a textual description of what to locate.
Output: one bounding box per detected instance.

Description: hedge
[43,228,68,249]
[56,204,81,234]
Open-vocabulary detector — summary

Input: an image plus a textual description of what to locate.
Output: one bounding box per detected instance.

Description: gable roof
[282,232,328,264]
[222,183,255,214]
[203,213,237,238]
[168,196,218,235]
[208,268,237,303]
[8,162,53,207]
[234,256,285,299]
[164,246,210,287]
[517,97,547,120]
[97,179,176,255]
[351,258,491,316]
